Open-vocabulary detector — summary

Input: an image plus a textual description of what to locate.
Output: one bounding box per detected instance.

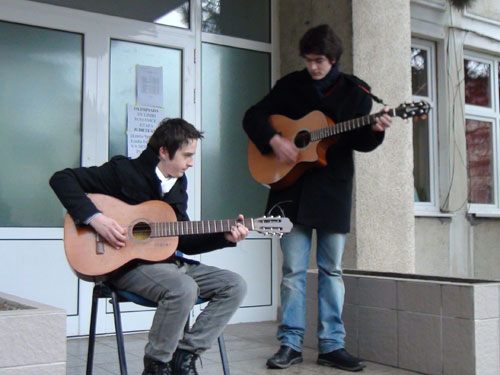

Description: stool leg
[86,286,99,375]
[218,334,231,375]
[110,290,128,375]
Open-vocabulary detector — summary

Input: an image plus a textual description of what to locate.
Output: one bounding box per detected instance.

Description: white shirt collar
[155,166,178,195]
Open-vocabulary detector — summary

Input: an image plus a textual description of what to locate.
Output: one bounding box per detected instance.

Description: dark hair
[148,118,204,159]
[299,24,343,64]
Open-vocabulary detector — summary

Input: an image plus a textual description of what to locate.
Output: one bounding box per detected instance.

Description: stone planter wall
[304,269,500,375]
[0,291,66,375]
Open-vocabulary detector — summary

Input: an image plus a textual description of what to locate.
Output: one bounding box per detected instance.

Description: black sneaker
[172,348,199,375]
[317,348,366,372]
[266,345,303,369]
[142,355,172,375]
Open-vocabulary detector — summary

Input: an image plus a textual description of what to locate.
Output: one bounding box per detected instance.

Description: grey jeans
[110,259,247,362]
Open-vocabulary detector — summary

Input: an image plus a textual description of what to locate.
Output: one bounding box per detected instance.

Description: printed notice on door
[136,65,163,108]
[127,105,166,158]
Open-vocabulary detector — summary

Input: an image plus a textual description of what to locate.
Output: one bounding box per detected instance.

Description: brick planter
[0,291,66,375]
[304,269,500,375]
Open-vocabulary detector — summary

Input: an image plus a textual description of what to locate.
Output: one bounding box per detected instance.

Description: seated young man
[50,118,248,375]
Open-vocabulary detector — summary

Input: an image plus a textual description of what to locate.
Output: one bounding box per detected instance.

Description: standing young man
[50,118,248,375]
[243,25,391,372]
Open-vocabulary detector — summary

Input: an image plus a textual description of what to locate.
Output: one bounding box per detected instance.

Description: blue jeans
[277,224,346,354]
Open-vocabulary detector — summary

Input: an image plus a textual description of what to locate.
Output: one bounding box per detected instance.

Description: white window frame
[412,38,440,215]
[465,51,500,216]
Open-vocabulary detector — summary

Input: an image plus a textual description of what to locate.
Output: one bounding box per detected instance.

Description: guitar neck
[151,218,254,237]
[311,108,396,142]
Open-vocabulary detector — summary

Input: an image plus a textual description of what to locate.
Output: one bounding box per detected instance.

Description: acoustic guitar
[64,194,292,281]
[247,100,430,190]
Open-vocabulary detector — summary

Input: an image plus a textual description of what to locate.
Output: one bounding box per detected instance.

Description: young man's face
[304,53,334,80]
[158,139,197,178]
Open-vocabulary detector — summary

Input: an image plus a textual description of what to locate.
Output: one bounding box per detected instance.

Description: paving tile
[358,278,397,309]
[474,285,500,319]
[442,317,475,375]
[442,284,474,319]
[0,363,66,375]
[397,280,441,315]
[66,321,423,375]
[306,270,318,301]
[343,303,359,356]
[358,307,398,366]
[475,319,500,375]
[398,311,441,375]
[344,275,359,305]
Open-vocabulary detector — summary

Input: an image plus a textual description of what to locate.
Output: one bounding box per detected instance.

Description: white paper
[127,105,167,158]
[136,65,163,108]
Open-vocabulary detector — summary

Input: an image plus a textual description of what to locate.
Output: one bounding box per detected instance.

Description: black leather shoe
[317,348,366,372]
[172,348,199,375]
[266,345,303,369]
[142,355,172,375]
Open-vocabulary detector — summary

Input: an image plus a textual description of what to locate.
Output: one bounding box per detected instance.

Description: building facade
[0,0,499,337]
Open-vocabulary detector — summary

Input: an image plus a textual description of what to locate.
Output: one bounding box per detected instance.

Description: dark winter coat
[49,146,233,258]
[243,69,384,233]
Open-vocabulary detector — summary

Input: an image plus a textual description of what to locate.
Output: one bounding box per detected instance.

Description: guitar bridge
[96,234,105,254]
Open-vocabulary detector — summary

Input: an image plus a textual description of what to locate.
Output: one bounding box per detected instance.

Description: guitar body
[248,111,336,190]
[64,194,178,281]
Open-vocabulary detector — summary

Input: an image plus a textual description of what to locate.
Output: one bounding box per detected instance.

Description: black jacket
[49,146,233,257]
[243,69,384,232]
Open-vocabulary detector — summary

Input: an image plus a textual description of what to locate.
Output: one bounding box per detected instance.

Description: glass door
[0,0,195,336]
[104,39,192,332]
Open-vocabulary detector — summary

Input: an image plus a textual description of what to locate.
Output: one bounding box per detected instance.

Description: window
[30,0,190,29]
[0,21,82,227]
[465,53,500,215]
[201,0,270,42]
[411,39,439,213]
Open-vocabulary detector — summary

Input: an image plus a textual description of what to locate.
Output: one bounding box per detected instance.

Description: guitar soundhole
[132,222,152,241]
[294,130,311,149]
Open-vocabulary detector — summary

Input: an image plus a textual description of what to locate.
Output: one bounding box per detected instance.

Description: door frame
[1,0,196,335]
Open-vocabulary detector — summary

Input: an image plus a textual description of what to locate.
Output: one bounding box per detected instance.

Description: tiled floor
[67,321,419,375]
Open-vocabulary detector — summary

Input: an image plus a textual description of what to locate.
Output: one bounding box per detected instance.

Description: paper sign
[136,65,163,108]
[127,105,167,158]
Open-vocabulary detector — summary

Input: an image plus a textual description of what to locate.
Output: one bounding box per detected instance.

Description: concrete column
[351,0,415,272]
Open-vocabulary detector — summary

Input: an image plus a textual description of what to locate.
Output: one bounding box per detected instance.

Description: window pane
[464,59,491,107]
[202,0,270,43]
[201,43,269,219]
[109,40,182,157]
[466,119,494,204]
[411,48,428,96]
[413,116,431,202]
[30,0,190,29]
[0,21,82,226]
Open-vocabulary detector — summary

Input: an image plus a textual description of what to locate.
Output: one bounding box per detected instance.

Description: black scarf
[312,64,340,96]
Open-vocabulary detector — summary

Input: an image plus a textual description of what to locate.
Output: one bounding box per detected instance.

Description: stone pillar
[351,0,415,272]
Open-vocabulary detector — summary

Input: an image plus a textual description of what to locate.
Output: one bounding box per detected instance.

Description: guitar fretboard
[151,218,254,237]
[310,108,396,142]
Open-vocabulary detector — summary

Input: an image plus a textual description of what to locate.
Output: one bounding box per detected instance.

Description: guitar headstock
[394,100,431,120]
[253,216,293,237]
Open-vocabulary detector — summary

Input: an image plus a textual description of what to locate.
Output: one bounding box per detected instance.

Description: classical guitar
[64,194,293,281]
[247,100,430,190]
